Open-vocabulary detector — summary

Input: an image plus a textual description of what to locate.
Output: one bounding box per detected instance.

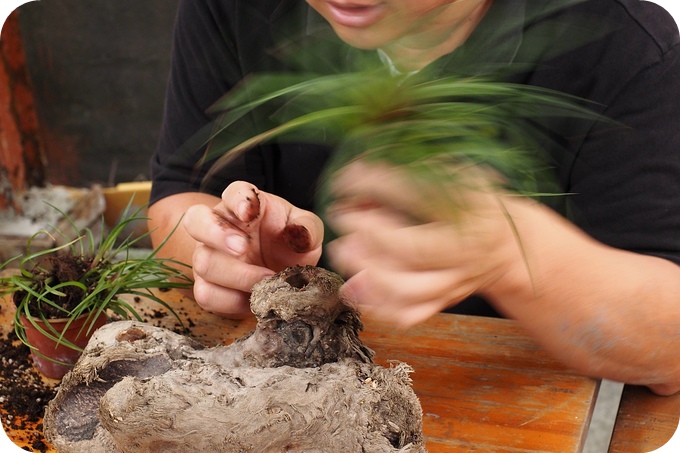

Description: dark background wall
[17,0,180,187]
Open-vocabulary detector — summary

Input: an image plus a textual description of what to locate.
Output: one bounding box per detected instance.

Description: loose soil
[0,330,56,452]
[1,289,197,453]
[13,254,93,318]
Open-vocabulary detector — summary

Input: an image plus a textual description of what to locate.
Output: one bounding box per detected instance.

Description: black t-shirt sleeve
[543,1,680,265]
[568,42,680,265]
[507,0,680,265]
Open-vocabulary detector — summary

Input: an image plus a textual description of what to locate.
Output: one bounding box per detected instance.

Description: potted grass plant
[0,203,192,379]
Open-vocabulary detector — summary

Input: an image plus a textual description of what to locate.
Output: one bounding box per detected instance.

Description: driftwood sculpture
[43,265,425,452]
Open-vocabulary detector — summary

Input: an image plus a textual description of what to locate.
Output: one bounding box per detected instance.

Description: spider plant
[198,66,603,222]
[0,201,192,366]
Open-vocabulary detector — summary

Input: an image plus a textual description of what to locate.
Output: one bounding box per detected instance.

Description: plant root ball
[43,266,425,452]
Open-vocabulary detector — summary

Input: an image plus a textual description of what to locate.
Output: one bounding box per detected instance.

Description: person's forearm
[484,199,680,394]
[148,192,221,293]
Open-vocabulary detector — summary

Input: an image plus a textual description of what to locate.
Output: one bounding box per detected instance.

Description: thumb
[283,208,324,254]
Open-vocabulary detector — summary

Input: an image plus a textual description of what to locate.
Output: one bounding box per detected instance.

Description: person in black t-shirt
[148,0,680,394]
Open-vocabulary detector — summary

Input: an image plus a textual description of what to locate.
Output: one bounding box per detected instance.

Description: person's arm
[485,198,680,396]
[326,161,680,395]
[148,191,220,280]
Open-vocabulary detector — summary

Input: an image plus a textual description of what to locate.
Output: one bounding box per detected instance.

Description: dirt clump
[0,330,57,452]
[12,254,93,318]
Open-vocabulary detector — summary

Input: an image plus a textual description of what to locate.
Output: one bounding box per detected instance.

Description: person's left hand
[325,160,527,328]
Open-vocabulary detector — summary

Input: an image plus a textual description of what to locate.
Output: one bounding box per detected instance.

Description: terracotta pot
[21,311,108,379]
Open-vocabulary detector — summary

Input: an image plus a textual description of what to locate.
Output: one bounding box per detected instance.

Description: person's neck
[380,0,493,72]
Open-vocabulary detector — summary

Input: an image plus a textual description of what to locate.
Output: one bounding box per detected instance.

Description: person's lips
[325,1,387,28]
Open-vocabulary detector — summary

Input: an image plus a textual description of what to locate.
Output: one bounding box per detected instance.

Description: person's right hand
[182,181,324,317]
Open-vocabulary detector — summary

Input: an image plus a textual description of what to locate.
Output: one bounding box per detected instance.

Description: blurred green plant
[199,67,602,221]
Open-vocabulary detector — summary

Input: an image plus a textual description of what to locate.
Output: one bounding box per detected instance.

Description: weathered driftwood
[44,265,425,452]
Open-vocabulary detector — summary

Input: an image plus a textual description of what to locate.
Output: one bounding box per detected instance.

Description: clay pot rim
[19,311,106,325]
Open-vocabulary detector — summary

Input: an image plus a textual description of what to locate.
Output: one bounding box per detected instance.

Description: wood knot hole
[285,272,310,289]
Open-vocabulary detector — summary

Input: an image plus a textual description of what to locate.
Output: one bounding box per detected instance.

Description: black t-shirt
[151,0,680,316]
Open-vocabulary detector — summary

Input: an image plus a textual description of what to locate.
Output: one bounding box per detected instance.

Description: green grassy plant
[199,67,602,222]
[0,202,192,361]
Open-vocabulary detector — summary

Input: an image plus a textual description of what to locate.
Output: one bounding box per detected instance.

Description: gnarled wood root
[43,266,425,452]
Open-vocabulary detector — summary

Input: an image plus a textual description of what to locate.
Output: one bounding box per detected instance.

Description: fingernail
[283,224,311,253]
[225,234,248,255]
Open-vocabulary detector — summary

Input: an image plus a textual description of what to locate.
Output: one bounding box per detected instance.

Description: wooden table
[609,385,680,452]
[1,290,600,452]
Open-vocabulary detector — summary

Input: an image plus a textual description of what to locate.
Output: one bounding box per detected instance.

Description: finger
[338,263,477,312]
[327,222,465,275]
[192,274,252,318]
[326,198,414,235]
[340,274,451,329]
[192,243,275,293]
[183,204,251,257]
[221,181,262,224]
[348,266,476,308]
[282,207,325,254]
[326,198,459,272]
[330,160,502,224]
[325,202,424,274]
[246,192,324,269]
[326,234,367,278]
[330,196,517,271]
[329,161,428,217]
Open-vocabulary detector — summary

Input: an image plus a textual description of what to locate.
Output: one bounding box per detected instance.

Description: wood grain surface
[609,385,680,453]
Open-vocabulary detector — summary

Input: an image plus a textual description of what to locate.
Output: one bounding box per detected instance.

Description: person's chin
[332,27,388,49]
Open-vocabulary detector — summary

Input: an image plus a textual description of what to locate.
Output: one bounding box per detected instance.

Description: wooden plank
[609,385,680,452]
[359,319,598,452]
[1,289,599,452]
